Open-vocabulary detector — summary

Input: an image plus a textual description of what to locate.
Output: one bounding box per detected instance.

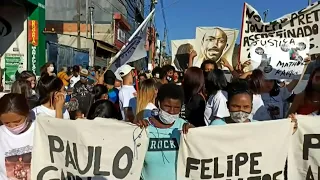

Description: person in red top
[288,67,320,115]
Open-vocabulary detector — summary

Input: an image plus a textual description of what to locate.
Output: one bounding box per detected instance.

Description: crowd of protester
[1,52,320,179]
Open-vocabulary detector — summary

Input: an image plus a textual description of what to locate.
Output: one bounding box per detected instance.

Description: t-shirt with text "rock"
[141,118,186,180]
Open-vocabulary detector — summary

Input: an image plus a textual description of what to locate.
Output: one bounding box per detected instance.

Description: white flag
[110,9,155,71]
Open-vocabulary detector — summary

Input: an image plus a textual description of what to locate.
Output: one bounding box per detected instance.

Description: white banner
[249,37,309,79]
[195,27,238,68]
[240,2,320,63]
[177,120,292,180]
[31,117,148,180]
[171,39,195,71]
[288,115,320,179]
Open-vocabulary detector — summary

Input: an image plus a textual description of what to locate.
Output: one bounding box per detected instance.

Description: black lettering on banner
[227,155,233,177]
[185,157,200,177]
[65,141,77,170]
[200,159,212,179]
[93,147,110,176]
[73,143,94,175]
[48,135,64,163]
[303,134,320,160]
[39,136,136,179]
[213,157,224,178]
[37,166,59,180]
[235,153,248,176]
[250,152,262,174]
[148,138,178,151]
[184,152,283,179]
[112,146,133,179]
[274,69,298,77]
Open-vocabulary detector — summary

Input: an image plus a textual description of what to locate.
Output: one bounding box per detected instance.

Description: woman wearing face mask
[288,67,320,115]
[210,80,257,125]
[136,83,193,180]
[0,93,36,179]
[40,62,55,77]
[32,75,69,119]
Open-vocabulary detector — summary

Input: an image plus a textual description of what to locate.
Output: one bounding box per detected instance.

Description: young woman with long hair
[135,78,157,121]
[33,75,69,119]
[181,67,206,126]
[204,69,229,125]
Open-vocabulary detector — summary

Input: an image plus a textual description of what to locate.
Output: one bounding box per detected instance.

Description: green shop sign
[27,0,45,75]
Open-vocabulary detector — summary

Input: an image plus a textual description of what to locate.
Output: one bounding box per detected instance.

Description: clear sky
[154,0,313,53]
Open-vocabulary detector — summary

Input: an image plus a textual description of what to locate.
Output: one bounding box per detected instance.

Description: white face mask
[230,111,250,123]
[158,108,179,124]
[48,66,54,72]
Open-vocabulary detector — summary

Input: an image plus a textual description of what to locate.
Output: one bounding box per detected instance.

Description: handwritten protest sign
[177,120,292,180]
[240,2,320,63]
[288,115,320,180]
[31,117,148,180]
[249,37,309,79]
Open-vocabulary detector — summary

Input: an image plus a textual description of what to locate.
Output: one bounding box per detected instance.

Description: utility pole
[148,0,156,70]
[77,0,81,49]
[89,5,95,39]
[309,0,312,5]
[85,0,89,38]
[162,28,167,66]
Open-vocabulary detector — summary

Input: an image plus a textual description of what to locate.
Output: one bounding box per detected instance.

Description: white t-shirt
[69,76,80,88]
[32,105,70,119]
[0,122,35,180]
[261,87,292,120]
[119,85,137,120]
[204,90,229,126]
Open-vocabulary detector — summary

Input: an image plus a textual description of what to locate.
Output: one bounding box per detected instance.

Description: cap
[80,69,89,77]
[117,64,134,77]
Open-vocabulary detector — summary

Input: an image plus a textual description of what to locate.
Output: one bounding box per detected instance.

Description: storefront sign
[28,20,38,46]
[28,20,38,74]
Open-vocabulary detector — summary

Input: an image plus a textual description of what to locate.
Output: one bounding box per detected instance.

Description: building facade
[45,0,145,68]
[0,0,45,90]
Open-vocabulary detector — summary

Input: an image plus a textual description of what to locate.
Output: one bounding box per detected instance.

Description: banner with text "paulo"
[31,117,149,180]
[239,2,320,63]
[177,120,292,180]
[288,115,320,179]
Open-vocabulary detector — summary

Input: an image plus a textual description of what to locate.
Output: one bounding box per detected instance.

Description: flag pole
[107,9,156,70]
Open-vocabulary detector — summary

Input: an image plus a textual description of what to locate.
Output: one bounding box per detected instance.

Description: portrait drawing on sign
[5,152,32,180]
[199,27,236,68]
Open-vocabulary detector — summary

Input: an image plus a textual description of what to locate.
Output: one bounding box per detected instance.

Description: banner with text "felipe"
[288,115,320,180]
[177,120,292,180]
[239,2,320,63]
[31,117,148,180]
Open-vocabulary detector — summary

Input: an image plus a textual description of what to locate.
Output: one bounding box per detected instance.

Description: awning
[96,41,118,54]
